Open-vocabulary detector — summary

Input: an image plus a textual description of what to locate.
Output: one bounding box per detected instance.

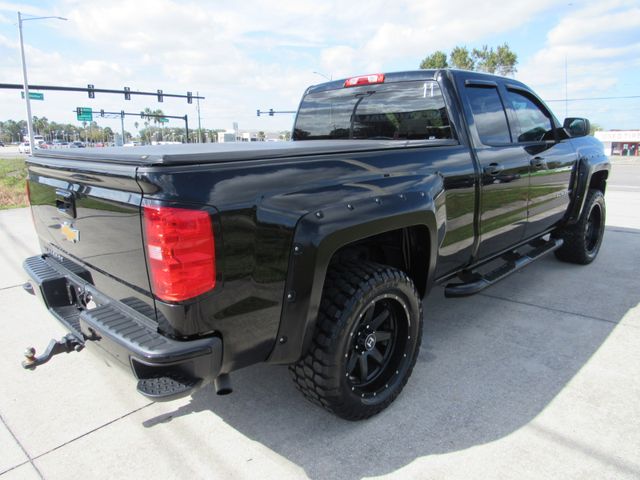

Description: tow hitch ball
[21,334,84,370]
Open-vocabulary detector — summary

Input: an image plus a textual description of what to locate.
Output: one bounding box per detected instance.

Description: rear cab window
[293,80,455,141]
[465,85,512,145]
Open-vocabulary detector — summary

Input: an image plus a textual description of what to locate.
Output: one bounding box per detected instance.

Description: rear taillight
[344,73,385,88]
[143,205,216,302]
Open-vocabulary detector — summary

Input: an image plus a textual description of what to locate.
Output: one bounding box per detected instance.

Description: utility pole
[196,90,202,143]
[565,55,568,118]
[120,111,125,146]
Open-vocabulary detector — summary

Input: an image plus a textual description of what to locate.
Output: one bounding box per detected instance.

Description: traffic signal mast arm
[1,83,203,103]
[256,109,297,116]
[76,109,187,121]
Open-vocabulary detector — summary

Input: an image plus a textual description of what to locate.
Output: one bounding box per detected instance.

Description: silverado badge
[60,222,80,243]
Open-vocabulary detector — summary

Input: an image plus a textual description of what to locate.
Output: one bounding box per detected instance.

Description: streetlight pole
[17,11,67,151]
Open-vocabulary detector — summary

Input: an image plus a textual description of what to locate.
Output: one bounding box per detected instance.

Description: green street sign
[159,118,169,123]
[21,91,44,100]
[76,107,93,122]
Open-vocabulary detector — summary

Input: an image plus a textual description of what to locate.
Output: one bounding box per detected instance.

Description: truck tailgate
[26,155,155,321]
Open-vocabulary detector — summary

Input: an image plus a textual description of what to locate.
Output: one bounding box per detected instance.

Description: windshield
[293,80,454,141]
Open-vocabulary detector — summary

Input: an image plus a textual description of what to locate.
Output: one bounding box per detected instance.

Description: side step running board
[445,237,563,298]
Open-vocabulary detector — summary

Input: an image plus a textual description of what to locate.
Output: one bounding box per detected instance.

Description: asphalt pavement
[0,158,638,479]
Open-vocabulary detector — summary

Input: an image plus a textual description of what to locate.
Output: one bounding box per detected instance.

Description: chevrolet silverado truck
[22,69,609,420]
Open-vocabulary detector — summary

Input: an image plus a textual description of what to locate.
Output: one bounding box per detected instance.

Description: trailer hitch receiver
[21,334,84,370]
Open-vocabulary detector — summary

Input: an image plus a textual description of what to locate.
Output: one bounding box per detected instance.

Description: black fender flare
[565,146,610,225]
[267,178,445,365]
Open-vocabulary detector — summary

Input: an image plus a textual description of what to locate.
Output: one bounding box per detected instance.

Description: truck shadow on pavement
[141,228,639,479]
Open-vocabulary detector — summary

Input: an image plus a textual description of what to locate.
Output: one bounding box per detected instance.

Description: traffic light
[124,86,131,101]
[88,84,95,99]
[257,110,260,117]
[100,109,104,117]
[157,89,163,102]
[76,107,81,116]
[187,92,193,104]
[140,111,145,119]
[269,109,274,116]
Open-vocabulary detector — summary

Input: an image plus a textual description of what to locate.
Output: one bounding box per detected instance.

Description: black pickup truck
[22,69,609,420]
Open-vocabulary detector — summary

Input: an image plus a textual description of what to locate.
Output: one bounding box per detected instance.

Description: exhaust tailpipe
[213,373,232,395]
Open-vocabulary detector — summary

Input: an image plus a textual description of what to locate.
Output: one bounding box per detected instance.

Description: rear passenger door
[461,79,529,259]
[503,86,577,235]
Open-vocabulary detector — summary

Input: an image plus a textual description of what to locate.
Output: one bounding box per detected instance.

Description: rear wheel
[554,189,606,264]
[289,261,422,420]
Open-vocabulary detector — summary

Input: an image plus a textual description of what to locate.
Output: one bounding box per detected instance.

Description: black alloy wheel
[346,294,411,398]
[290,261,422,420]
[554,189,606,265]
[584,202,603,255]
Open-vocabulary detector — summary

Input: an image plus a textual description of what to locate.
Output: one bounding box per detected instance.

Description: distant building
[241,132,260,142]
[594,130,639,157]
[216,130,237,143]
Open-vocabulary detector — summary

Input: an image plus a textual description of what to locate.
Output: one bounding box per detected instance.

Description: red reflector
[143,205,216,302]
[344,73,385,88]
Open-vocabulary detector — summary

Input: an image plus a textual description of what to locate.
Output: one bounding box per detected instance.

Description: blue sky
[1,0,639,134]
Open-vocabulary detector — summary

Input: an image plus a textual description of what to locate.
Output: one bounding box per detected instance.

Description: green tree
[152,109,165,140]
[472,43,517,75]
[1,120,23,142]
[104,127,114,143]
[450,46,475,70]
[493,43,518,76]
[32,116,49,137]
[419,43,518,76]
[280,130,291,141]
[419,51,448,69]
[142,108,154,144]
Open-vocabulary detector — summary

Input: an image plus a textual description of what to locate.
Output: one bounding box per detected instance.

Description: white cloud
[517,0,640,127]
[547,1,640,45]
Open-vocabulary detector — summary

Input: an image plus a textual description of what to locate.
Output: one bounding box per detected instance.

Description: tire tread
[289,261,423,420]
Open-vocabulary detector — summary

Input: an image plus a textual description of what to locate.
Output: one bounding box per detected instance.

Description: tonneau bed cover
[31,139,455,166]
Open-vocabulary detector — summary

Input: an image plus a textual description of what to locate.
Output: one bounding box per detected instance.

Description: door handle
[531,157,548,169]
[483,163,504,176]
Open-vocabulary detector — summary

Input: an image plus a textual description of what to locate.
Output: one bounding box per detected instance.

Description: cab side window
[466,86,512,145]
[506,90,554,142]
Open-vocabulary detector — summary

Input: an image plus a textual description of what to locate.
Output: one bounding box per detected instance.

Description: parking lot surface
[0,159,638,479]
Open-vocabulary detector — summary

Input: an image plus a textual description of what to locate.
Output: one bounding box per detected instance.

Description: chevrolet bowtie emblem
[60,222,80,243]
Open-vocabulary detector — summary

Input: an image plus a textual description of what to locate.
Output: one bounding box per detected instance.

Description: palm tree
[142,108,154,144]
[152,109,165,141]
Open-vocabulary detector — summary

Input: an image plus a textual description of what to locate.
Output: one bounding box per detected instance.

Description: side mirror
[563,117,590,137]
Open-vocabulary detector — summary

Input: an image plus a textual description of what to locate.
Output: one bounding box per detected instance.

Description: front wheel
[289,261,423,420]
[554,189,606,264]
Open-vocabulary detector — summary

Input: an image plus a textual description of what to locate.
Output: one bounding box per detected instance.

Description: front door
[462,79,530,259]
[502,87,576,236]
